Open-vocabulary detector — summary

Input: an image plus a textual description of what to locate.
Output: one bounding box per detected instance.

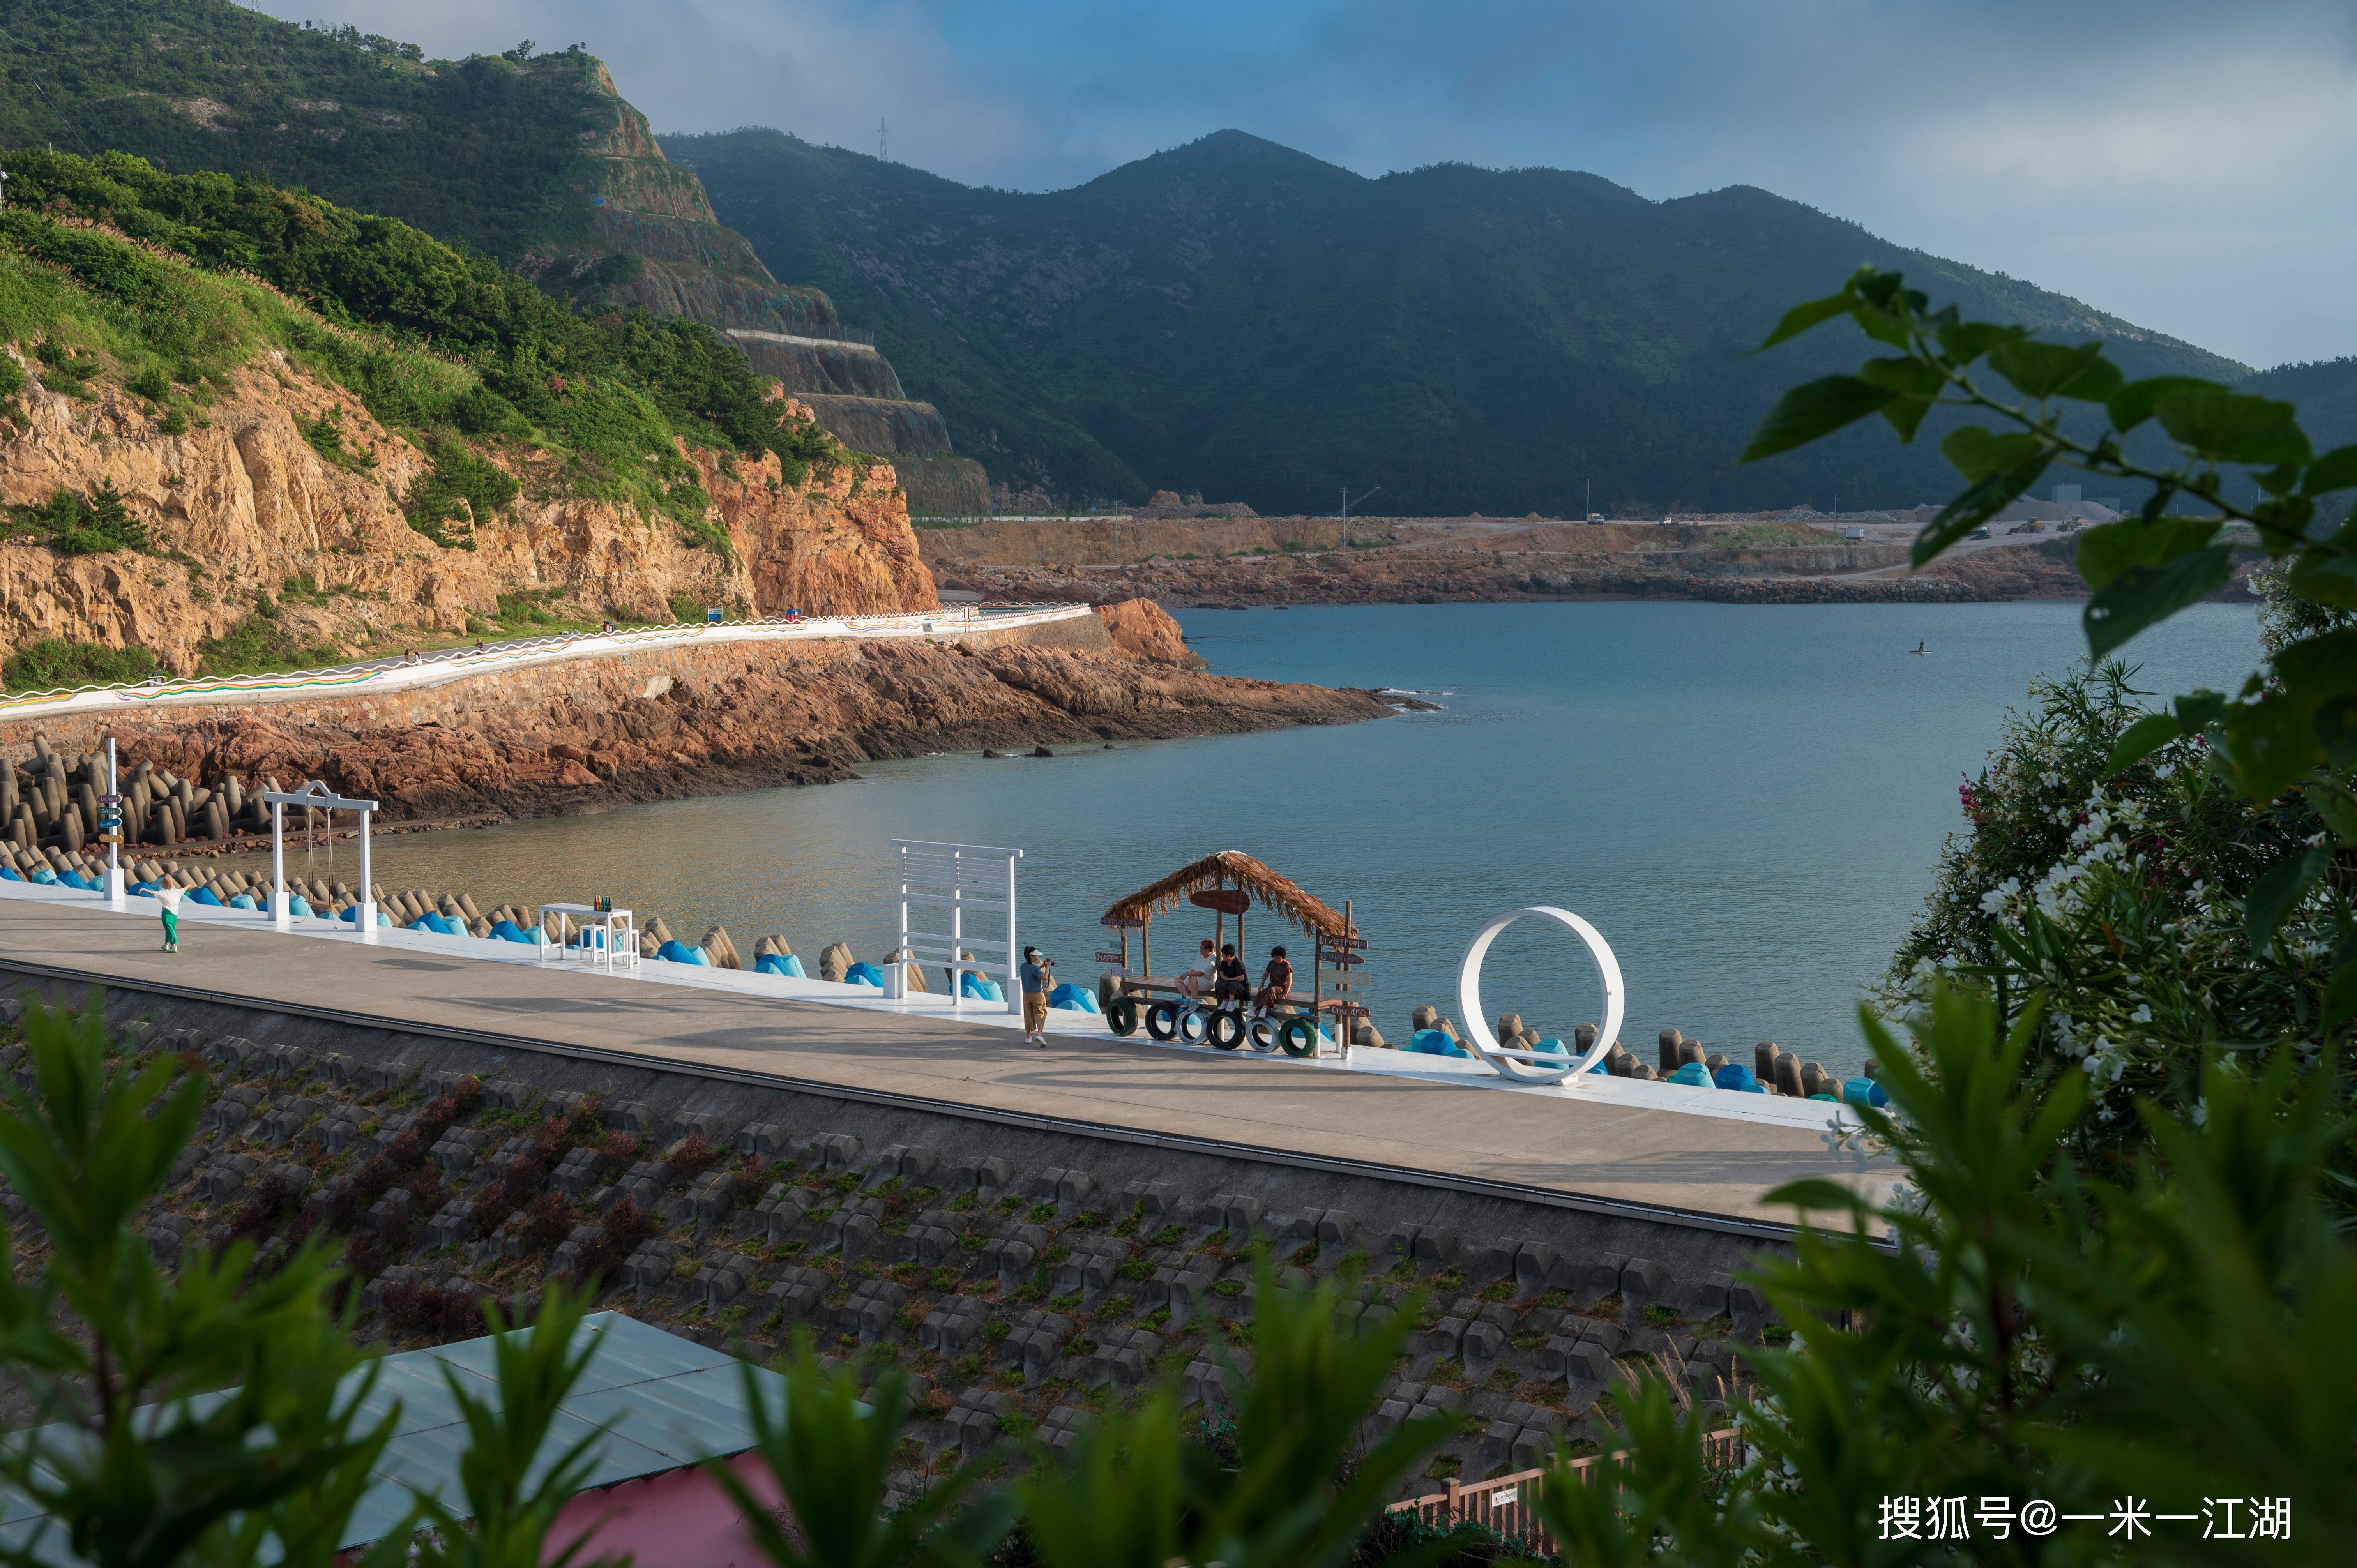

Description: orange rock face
[1094,597,1203,666]
[0,357,935,673]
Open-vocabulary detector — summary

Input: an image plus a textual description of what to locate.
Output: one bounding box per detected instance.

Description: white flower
[2191,1098,2209,1128]
[2130,1004,2152,1024]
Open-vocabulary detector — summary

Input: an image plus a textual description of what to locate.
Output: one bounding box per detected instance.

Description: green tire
[1106,997,1140,1036]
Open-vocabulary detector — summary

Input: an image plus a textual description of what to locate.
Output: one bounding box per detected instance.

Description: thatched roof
[1103,850,1349,939]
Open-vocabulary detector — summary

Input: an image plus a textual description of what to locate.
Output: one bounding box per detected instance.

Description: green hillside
[2242,358,2357,457]
[1,149,856,551]
[0,0,611,266]
[669,128,2251,516]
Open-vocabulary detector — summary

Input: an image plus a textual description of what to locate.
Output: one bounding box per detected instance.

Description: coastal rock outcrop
[1094,598,1203,666]
[0,357,935,674]
[0,634,1392,823]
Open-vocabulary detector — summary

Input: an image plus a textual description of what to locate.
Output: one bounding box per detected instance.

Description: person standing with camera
[1020,946,1052,1046]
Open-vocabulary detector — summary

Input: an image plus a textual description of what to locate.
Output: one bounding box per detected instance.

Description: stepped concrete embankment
[0,924,1815,1479]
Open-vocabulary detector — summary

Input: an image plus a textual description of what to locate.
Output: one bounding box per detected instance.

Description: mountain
[0,0,989,514]
[667,128,2252,517]
[0,149,936,675]
[2242,358,2357,458]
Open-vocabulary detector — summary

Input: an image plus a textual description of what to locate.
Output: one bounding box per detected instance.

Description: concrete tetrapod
[1454,905,1626,1084]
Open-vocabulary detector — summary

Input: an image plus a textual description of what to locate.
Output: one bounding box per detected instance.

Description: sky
[253,0,2357,371]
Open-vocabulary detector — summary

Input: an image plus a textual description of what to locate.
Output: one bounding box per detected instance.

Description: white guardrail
[0,603,1096,720]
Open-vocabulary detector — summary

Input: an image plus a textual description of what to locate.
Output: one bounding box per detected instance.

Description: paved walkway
[0,892,1885,1230]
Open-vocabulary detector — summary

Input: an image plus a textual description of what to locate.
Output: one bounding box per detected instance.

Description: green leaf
[1939,424,2044,483]
[2286,552,2357,610]
[1740,376,1894,461]
[2106,712,2182,773]
[2301,444,2357,496]
[1858,356,1947,441]
[1933,320,2026,367]
[2304,780,2357,842]
[2082,544,2234,657]
[1986,339,2122,402]
[2243,845,2329,956]
[2314,696,2357,769]
[2322,955,2357,1027]
[2155,388,2313,466]
[1755,293,1856,352]
[1759,1177,1873,1213]
[2073,516,2223,593]
[2269,627,2357,697]
[2107,376,2224,433]
[2221,690,2325,800]
[1915,440,2055,565]
[2174,688,2229,732]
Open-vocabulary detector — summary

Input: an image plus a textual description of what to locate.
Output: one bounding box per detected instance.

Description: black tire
[1107,996,1140,1036]
[1145,1001,1179,1041]
[1178,1008,1210,1045]
[1208,1010,1246,1050]
[1279,1017,1318,1057]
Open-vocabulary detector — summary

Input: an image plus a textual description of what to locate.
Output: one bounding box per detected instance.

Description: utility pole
[1585,476,1591,521]
[1340,485,1379,549]
[878,118,888,162]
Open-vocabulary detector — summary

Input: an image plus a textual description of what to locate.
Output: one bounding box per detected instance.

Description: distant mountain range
[0,0,2306,517]
[669,128,2253,517]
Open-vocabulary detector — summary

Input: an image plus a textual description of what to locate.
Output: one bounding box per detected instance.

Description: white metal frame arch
[1454,905,1626,1084]
[261,780,381,941]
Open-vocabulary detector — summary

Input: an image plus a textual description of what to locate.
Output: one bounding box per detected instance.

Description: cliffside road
[0,604,1092,721]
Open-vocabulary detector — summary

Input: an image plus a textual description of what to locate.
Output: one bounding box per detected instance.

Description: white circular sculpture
[1456,906,1626,1084]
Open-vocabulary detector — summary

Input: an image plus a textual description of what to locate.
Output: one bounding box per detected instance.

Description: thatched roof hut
[1103,850,1348,940]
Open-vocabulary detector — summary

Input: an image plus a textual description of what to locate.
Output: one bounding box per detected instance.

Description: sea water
[368,600,2262,1062]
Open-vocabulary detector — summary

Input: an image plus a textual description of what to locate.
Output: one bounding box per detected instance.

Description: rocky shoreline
[0,604,1394,828]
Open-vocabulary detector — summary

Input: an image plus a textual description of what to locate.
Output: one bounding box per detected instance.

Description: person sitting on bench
[1253,946,1293,1017]
[1178,938,1218,1002]
[1213,943,1250,1007]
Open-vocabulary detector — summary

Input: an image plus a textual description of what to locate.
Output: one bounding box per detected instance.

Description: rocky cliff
[561,70,992,517]
[0,350,935,674]
[0,616,1392,824]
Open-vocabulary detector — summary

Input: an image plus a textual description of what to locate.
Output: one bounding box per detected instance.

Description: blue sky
[256,0,2357,370]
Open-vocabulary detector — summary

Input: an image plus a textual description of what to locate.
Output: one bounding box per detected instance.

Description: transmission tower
[879,118,889,162]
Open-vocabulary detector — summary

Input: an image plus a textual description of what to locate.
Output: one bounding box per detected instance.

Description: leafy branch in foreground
[1747,267,2357,999]
[1526,980,2355,1567]
[0,994,390,1568]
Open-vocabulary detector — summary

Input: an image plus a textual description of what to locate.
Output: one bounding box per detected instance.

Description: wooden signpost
[1313,898,1369,1052]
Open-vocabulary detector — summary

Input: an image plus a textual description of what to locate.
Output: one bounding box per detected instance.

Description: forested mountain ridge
[670,127,2251,516]
[0,0,836,329]
[0,0,996,513]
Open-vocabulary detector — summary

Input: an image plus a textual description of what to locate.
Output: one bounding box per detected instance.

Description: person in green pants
[155,883,184,953]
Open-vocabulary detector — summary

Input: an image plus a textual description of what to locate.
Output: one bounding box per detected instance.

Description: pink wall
[545,1451,783,1568]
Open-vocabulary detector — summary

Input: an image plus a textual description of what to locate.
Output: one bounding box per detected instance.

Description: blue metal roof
[0,1312,783,1559]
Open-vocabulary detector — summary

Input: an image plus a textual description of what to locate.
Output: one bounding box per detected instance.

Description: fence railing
[1388,1429,1744,1555]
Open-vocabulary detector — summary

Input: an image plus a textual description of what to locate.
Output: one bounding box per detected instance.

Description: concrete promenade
[0,889,1886,1232]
